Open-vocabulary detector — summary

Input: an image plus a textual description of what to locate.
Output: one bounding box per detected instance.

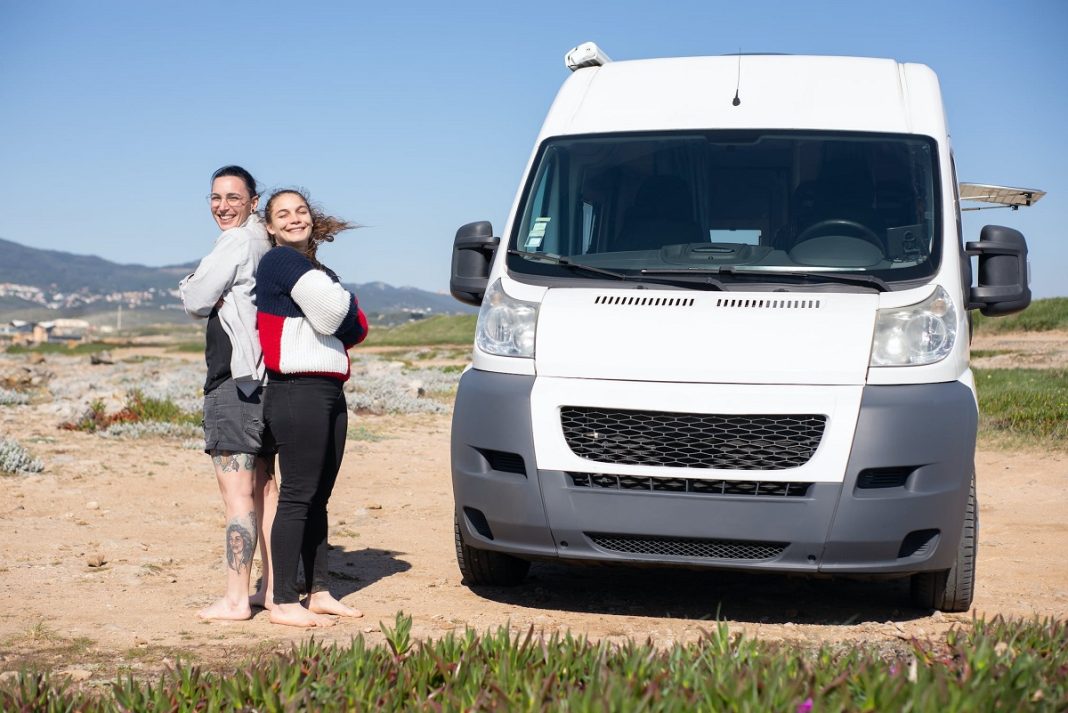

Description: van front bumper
[451,369,977,575]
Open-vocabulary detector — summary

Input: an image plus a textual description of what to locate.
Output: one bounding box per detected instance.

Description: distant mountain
[344,281,474,316]
[0,237,182,293]
[0,236,475,320]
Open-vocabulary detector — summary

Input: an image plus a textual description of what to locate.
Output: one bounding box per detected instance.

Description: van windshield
[508,131,941,288]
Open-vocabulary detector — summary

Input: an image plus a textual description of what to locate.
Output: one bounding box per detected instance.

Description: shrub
[0,437,44,474]
[0,388,30,406]
[60,390,200,434]
[346,357,460,415]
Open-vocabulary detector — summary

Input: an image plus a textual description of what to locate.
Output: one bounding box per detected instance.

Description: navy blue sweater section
[256,246,366,346]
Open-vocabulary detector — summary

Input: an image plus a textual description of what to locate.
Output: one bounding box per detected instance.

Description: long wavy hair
[262,188,358,267]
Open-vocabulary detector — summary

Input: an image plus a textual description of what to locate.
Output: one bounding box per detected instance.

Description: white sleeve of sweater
[179,232,244,317]
[289,269,353,335]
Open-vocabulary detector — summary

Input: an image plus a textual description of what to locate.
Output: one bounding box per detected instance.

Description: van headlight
[475,279,538,357]
[870,286,958,366]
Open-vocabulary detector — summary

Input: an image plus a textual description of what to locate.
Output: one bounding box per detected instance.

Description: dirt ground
[0,332,1065,683]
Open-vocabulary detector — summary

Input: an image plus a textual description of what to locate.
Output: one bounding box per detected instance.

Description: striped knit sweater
[256,246,368,381]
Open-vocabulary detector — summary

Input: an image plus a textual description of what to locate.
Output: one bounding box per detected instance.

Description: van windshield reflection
[507,131,940,287]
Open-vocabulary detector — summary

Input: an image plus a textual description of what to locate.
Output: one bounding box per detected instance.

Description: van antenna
[732,50,742,106]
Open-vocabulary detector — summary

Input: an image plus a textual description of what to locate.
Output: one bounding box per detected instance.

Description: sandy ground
[0,332,1065,682]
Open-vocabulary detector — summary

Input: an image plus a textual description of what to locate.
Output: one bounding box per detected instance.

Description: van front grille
[561,407,825,470]
[569,472,812,497]
[587,533,787,561]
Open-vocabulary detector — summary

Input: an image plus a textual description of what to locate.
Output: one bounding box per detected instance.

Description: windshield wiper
[642,266,889,292]
[724,267,890,292]
[508,250,628,280]
[510,250,725,290]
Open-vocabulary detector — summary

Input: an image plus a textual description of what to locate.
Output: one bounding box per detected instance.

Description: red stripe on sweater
[257,312,286,373]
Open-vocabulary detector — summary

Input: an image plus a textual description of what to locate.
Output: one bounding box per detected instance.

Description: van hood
[534,288,878,385]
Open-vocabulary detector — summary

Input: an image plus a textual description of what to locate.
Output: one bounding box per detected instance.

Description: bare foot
[197,597,252,621]
[249,590,275,611]
[305,591,363,618]
[269,602,336,628]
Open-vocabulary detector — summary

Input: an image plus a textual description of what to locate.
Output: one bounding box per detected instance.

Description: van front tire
[454,514,530,586]
[909,469,977,612]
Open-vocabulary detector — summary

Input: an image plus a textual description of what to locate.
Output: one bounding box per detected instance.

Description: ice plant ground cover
[1,614,1064,711]
[0,436,44,474]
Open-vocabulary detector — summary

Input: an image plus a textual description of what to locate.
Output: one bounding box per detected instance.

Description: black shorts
[202,379,271,456]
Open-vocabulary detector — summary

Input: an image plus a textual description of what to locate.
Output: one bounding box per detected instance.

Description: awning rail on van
[959,183,1045,211]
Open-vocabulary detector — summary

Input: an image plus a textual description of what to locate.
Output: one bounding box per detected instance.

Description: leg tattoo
[242,453,256,471]
[212,451,242,473]
[225,511,257,573]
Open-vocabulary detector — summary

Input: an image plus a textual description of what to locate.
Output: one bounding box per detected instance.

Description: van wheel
[910,469,977,612]
[454,513,530,586]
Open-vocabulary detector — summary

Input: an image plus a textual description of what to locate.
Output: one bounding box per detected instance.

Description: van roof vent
[594,295,695,307]
[715,298,821,309]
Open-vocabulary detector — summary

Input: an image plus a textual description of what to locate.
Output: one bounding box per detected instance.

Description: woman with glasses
[179,165,277,620]
[256,188,368,627]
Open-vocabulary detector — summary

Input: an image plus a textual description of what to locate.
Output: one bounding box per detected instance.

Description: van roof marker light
[959,183,1046,211]
[565,42,612,71]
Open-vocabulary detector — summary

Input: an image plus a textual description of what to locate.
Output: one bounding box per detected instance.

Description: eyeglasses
[207,193,251,208]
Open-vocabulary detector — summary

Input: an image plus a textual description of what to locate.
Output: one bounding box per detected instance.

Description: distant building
[49,318,91,342]
[0,319,90,346]
[0,321,34,346]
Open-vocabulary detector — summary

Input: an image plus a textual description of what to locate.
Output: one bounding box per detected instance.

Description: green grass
[366,315,477,347]
[973,297,1068,333]
[347,425,387,442]
[169,340,206,353]
[975,368,1068,448]
[1,614,1065,711]
[970,349,1014,359]
[125,391,200,426]
[4,341,121,355]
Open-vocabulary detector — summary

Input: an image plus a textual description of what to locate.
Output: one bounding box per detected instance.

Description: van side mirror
[966,225,1030,316]
[450,221,499,307]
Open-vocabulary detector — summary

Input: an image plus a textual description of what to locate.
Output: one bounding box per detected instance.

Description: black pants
[265,375,347,604]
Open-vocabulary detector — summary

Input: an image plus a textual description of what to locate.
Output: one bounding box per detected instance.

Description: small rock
[86,554,107,568]
[363,626,377,634]
[367,503,383,510]
[90,351,114,365]
[28,353,46,365]
[0,671,18,683]
[86,501,100,510]
[930,610,945,622]
[65,669,91,682]
[169,577,177,583]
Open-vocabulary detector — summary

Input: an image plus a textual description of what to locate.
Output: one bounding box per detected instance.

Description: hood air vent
[716,298,821,309]
[594,295,695,307]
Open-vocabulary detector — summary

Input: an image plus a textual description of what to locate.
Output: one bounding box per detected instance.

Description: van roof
[539,54,946,140]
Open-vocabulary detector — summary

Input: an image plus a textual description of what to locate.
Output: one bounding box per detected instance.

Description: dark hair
[263,188,358,267]
[210,165,258,198]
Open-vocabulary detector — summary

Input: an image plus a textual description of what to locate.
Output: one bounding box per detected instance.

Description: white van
[448,45,1038,612]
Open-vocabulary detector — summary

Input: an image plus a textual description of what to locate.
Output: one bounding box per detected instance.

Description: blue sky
[1,0,1065,297]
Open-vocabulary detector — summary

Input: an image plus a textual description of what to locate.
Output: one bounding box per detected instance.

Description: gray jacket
[179,214,270,394]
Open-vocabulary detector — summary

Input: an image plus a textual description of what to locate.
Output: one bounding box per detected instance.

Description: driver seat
[615,175,704,251]
[789,158,884,252]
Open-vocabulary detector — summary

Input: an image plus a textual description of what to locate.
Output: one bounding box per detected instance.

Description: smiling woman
[256,188,370,628]
[178,164,277,622]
